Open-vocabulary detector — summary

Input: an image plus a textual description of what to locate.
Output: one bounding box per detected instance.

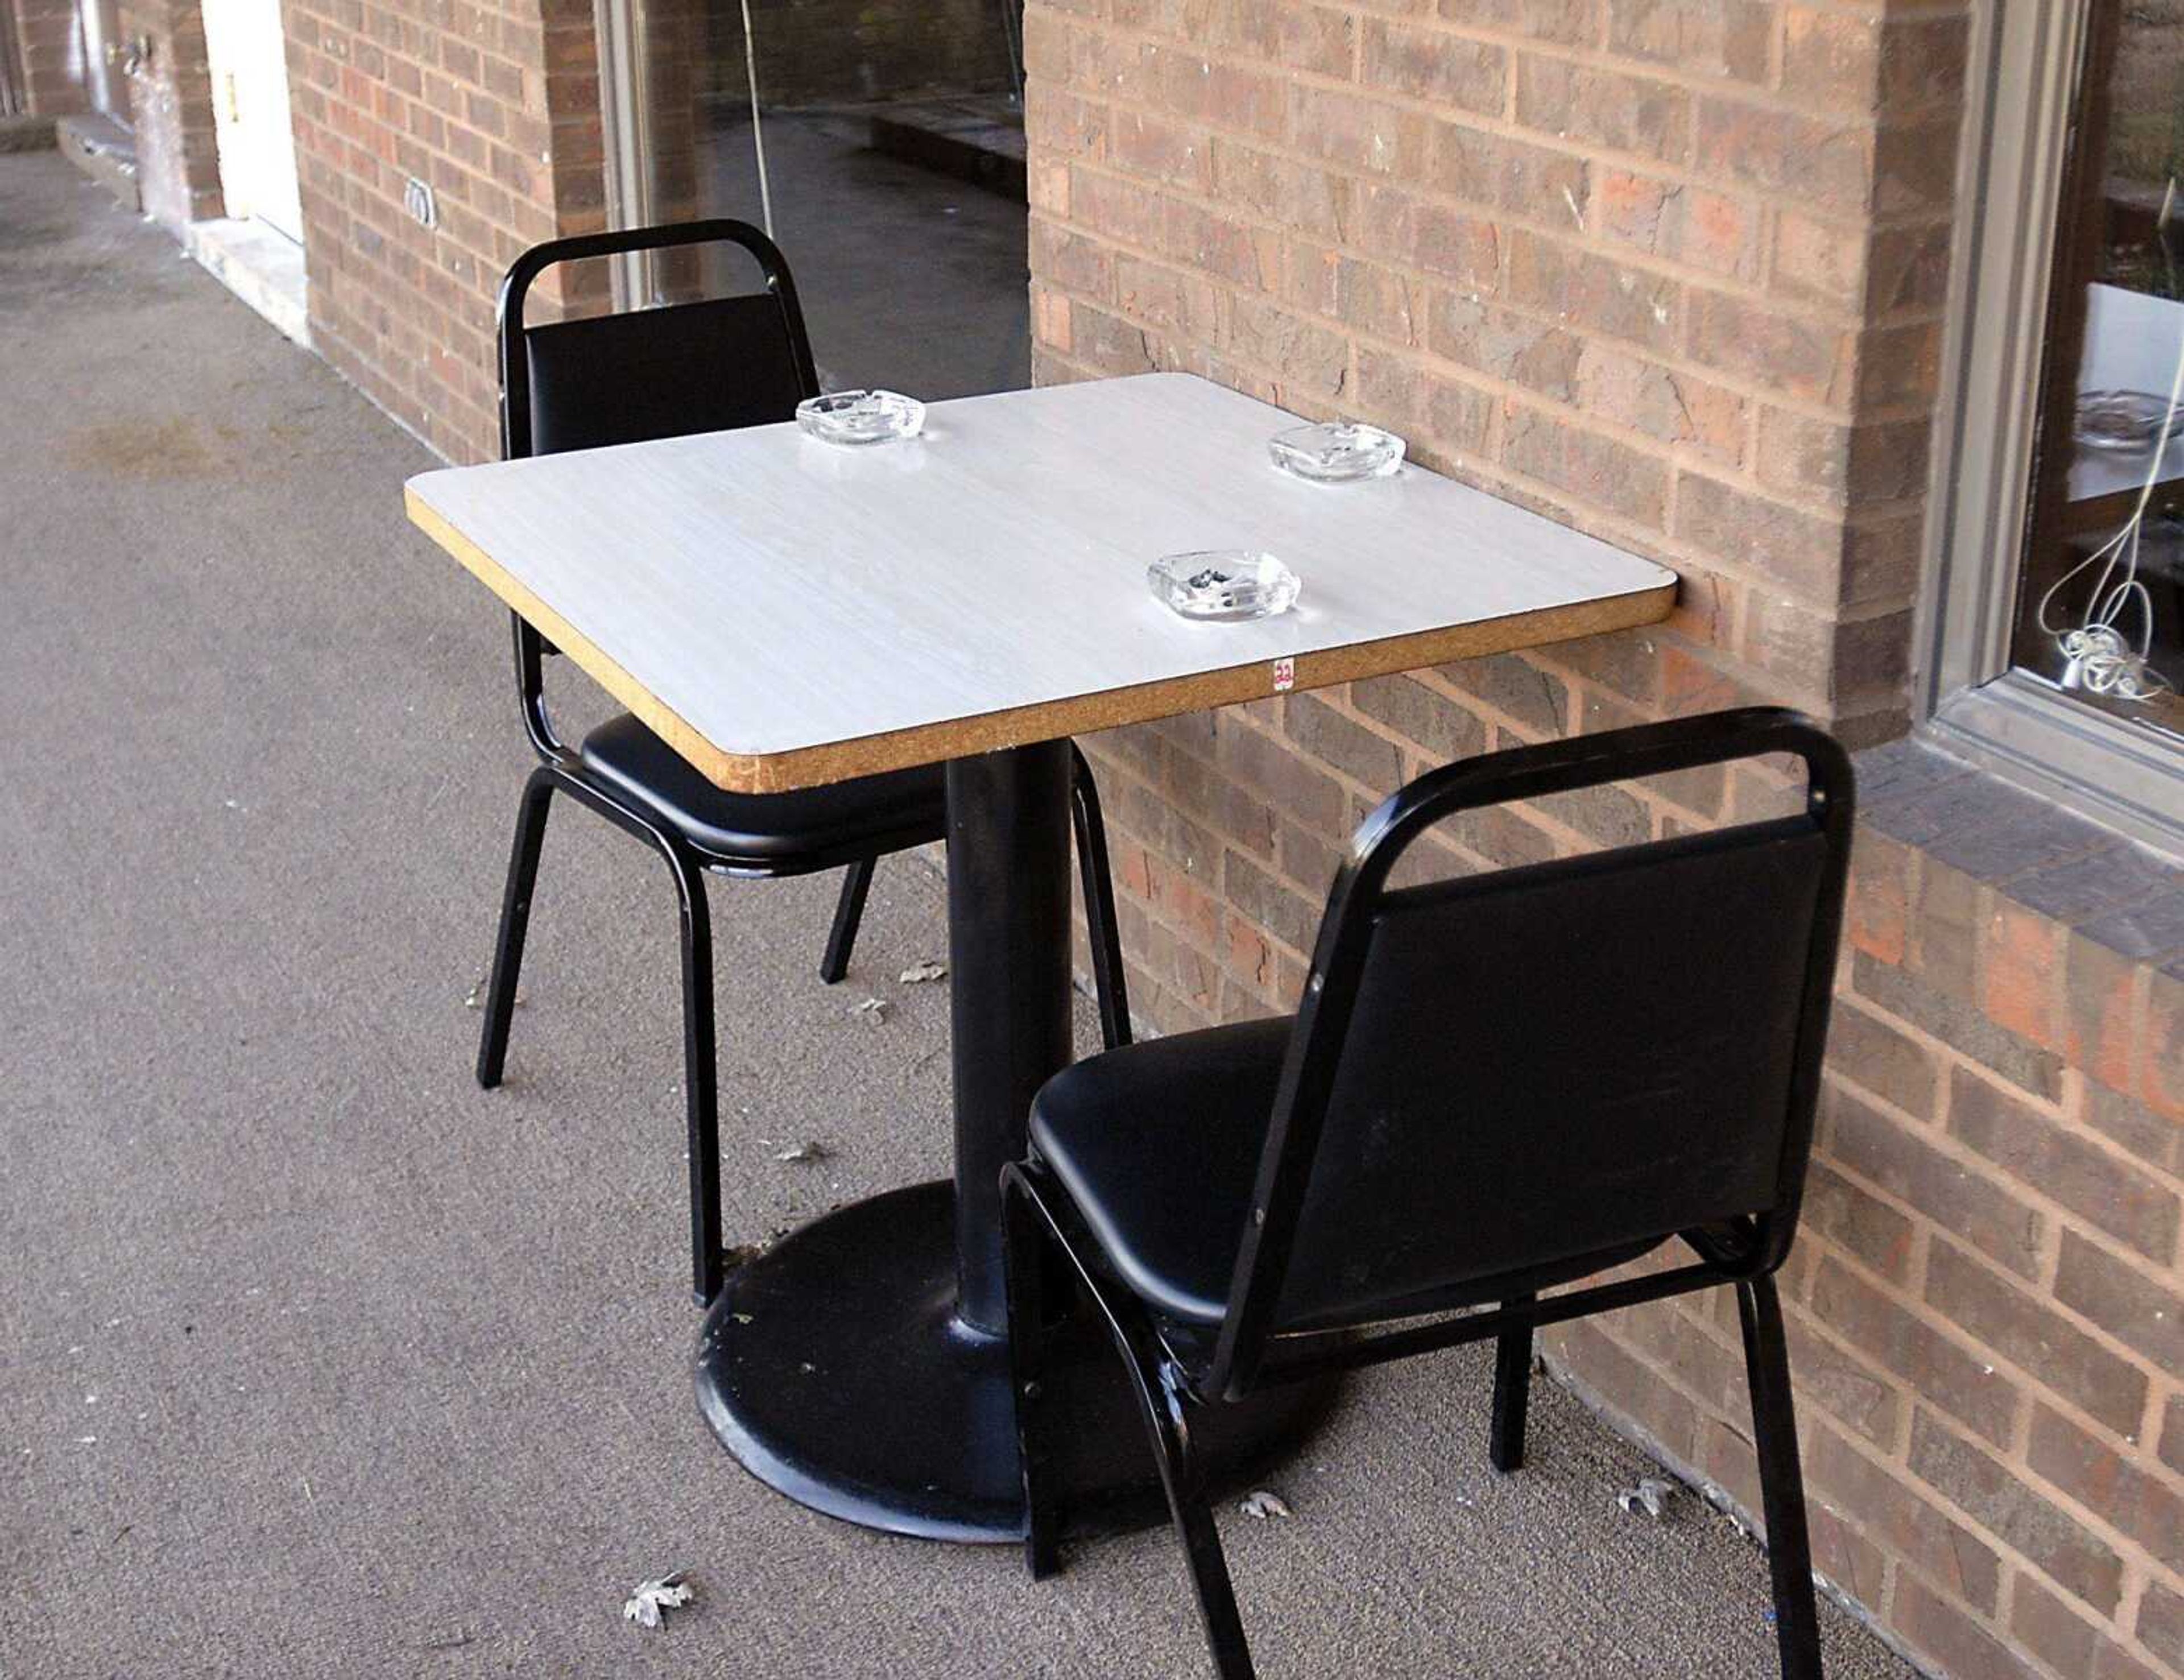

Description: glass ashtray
[1268,421,1405,483]
[1148,551,1301,621]
[796,389,926,446]
[2076,389,2173,456]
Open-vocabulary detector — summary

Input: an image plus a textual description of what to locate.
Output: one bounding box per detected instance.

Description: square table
[406,370,1677,1542]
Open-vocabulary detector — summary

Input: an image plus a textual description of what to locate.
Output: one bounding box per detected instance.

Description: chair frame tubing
[1487,1290,1534,1475]
[1208,707,1855,1404]
[1004,1164,1255,1678]
[1002,707,1853,1680]
[476,759,732,1304]
[1069,752,1132,1050]
[1012,1149,1827,1680]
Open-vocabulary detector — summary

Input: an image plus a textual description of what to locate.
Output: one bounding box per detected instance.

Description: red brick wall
[1031,5,2183,1680]
[10,0,89,115]
[1703,818,2184,1680]
[1030,0,1959,1024]
[286,0,610,461]
[1530,777,2184,1680]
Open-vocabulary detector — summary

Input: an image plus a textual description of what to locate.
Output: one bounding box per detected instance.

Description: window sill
[1857,727,2184,970]
[1925,671,2184,861]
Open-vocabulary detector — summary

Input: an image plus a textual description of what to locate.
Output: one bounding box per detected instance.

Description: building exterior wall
[1028,4,2184,1680]
[284,0,610,461]
[1749,760,2184,1680]
[1028,0,1958,1017]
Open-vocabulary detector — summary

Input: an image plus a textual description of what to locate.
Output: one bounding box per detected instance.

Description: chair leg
[663,843,724,1309]
[1738,1276,1825,1680]
[1488,1292,1535,1474]
[819,856,875,985]
[1009,1163,1254,1677]
[1002,1170,1064,1580]
[476,769,555,1090]
[1144,1372,1257,1680]
[1069,746,1132,1050]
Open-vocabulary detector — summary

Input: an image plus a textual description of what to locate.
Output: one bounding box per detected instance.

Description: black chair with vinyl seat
[472,220,1135,1307]
[1002,707,1854,1680]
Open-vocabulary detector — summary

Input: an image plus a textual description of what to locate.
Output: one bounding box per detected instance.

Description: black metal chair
[474,220,1135,1307]
[1002,708,1854,1680]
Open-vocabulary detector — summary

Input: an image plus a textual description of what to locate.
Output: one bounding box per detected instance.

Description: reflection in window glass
[598,0,1030,401]
[2018,3,2184,738]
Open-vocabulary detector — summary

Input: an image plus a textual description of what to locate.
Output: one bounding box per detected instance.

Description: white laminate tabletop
[406,372,1677,792]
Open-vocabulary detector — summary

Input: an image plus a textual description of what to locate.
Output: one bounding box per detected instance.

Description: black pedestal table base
[694,1181,1338,1541]
[694,744,1335,1540]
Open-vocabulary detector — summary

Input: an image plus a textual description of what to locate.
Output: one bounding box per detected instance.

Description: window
[1928,1,2184,851]
[586,0,1031,400]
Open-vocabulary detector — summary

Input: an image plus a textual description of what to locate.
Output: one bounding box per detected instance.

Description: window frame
[1923,0,2184,854]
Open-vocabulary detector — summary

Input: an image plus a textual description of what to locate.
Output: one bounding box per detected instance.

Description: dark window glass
[2018,3,2184,738]
[598,0,1029,400]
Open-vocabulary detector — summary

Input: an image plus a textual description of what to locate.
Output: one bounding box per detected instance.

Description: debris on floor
[898,960,948,984]
[851,996,891,1024]
[1617,1476,1681,1521]
[1238,1489,1293,1520]
[623,1571,694,1629]
[721,1237,775,1271]
[768,1140,830,1164]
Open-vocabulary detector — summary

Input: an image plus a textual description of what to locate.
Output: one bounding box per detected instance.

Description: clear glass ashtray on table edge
[1148,551,1302,621]
[2075,390,2177,457]
[796,389,927,446]
[1267,421,1406,483]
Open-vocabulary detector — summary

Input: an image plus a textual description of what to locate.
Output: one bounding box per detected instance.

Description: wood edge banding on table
[407,485,1677,795]
[407,486,731,783]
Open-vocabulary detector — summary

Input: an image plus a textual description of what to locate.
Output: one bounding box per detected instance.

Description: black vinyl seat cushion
[1030,1017,1665,1331]
[580,713,946,867]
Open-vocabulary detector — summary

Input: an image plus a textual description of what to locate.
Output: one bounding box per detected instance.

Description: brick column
[120,0,224,224]
[1026,0,1959,1020]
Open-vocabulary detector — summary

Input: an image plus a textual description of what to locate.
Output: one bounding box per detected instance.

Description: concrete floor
[0,151,1924,1679]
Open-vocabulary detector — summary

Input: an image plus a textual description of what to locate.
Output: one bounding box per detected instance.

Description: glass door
[77,0,129,122]
[202,0,304,241]
[592,0,1031,399]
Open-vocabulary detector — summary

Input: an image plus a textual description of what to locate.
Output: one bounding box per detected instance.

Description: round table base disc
[694,1180,1339,1543]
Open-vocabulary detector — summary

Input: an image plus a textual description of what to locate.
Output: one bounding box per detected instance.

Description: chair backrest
[1210,709,1853,1391]
[492,222,821,759]
[497,220,820,461]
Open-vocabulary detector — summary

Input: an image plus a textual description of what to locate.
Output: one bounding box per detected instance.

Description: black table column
[945,742,1074,1333]
[695,742,1332,1542]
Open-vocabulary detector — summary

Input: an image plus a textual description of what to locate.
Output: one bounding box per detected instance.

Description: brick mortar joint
[1033,177,1943,427]
[1041,279,1929,601]
[1034,5,1968,135]
[1041,103,1947,334]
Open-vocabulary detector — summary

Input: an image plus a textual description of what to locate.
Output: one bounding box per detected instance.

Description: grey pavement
[0,151,1921,1679]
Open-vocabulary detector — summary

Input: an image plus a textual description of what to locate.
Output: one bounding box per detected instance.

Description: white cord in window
[2036,185,2180,706]
[738,0,774,239]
